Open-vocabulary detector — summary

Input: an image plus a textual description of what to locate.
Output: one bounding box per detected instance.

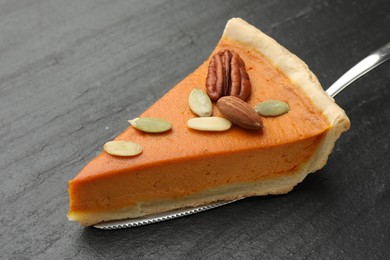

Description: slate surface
[1,0,389,259]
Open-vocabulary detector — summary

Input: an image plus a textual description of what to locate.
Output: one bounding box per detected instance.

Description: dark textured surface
[1,0,389,259]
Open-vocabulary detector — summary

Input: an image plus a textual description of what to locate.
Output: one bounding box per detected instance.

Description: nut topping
[255,100,290,117]
[188,88,213,117]
[187,117,232,131]
[206,49,251,102]
[104,141,143,157]
[217,96,263,130]
[129,117,172,133]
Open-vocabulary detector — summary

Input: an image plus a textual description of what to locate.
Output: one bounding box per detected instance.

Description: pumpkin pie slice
[68,18,350,226]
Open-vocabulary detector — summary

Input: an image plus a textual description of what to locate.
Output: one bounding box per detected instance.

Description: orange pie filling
[69,134,326,213]
[68,35,332,225]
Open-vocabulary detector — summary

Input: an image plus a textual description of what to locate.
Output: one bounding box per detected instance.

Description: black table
[2,0,389,259]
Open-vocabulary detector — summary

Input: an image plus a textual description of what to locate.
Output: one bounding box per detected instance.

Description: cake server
[94,42,390,230]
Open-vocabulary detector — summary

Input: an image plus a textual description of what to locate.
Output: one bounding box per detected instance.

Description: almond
[217,96,263,130]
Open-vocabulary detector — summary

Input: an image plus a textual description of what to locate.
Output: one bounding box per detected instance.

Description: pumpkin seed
[129,117,172,133]
[104,141,142,156]
[255,100,289,117]
[189,88,213,117]
[187,117,232,131]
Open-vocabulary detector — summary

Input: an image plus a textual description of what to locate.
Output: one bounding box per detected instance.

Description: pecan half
[206,49,251,102]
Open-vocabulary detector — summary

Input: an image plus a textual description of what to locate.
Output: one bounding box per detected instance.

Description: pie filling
[69,131,326,213]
